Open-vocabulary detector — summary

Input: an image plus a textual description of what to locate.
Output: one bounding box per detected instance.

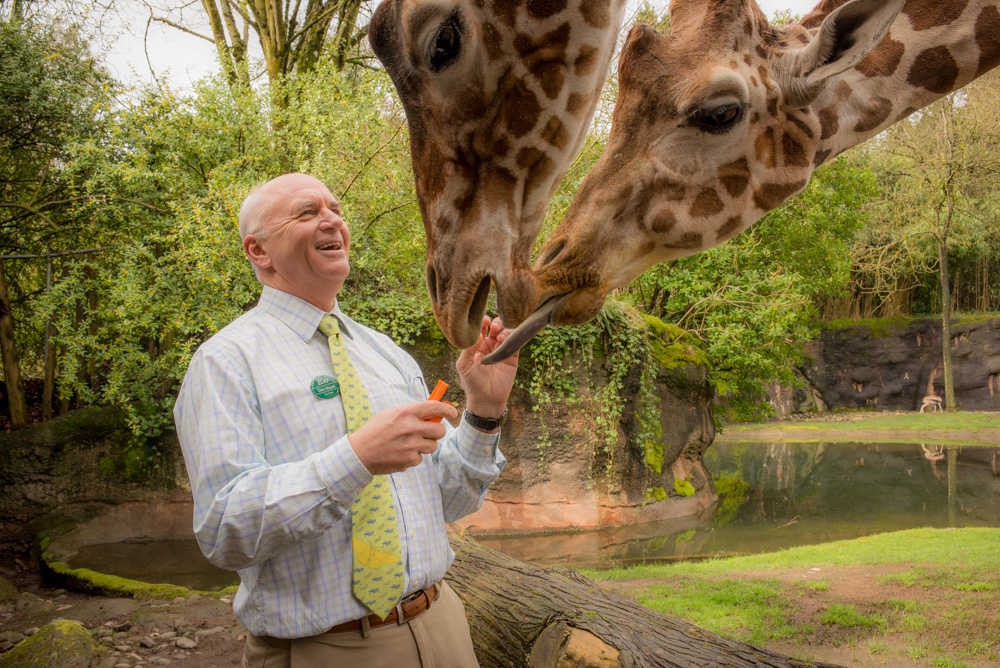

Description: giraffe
[485,0,1000,360]
[368,0,627,348]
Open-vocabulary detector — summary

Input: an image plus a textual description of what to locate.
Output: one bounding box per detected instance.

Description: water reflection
[475,442,1000,568]
[68,442,1000,585]
[70,539,240,591]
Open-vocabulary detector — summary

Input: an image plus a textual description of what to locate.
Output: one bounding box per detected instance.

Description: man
[174,173,517,667]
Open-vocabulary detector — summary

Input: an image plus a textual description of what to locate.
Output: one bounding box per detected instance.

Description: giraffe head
[524,0,904,332]
[369,0,625,348]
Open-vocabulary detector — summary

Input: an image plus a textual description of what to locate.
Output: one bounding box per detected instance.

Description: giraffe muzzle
[481,293,570,365]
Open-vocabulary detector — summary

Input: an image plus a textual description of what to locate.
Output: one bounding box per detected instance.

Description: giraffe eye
[429,18,462,72]
[690,103,745,134]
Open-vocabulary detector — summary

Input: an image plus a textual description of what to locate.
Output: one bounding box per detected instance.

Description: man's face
[249,174,351,308]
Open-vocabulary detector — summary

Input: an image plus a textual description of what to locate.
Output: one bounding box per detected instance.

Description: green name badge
[310,375,340,399]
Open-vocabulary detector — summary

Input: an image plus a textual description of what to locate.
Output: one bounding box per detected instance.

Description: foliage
[620,159,875,421]
[39,61,423,456]
[0,14,117,374]
[518,299,686,482]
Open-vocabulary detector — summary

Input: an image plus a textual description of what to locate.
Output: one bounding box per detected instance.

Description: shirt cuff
[315,434,373,505]
[455,419,502,466]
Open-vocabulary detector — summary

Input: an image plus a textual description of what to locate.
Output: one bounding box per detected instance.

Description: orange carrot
[424,380,449,422]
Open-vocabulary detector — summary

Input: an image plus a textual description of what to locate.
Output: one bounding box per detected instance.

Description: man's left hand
[456,316,518,420]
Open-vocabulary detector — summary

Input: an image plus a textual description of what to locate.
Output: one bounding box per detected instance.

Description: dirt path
[600,562,1000,668]
[5,558,999,667]
[1,568,244,667]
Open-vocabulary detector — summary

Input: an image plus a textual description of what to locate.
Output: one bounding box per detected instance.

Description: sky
[103,0,823,92]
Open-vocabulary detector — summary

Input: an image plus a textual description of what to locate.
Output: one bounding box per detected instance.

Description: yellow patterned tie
[318,315,404,619]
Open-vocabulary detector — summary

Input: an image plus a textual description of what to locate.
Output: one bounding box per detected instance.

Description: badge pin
[310,375,340,399]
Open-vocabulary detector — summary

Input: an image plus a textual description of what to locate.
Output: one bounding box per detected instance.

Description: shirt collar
[257,286,354,341]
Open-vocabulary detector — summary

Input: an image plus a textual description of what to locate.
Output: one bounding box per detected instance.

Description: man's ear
[243,235,272,271]
[777,0,905,108]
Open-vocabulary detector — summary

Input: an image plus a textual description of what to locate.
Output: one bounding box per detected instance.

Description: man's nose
[319,210,343,228]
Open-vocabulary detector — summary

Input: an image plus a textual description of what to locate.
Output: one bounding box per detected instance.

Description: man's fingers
[414,399,458,421]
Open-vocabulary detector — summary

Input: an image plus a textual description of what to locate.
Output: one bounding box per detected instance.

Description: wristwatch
[463,408,507,431]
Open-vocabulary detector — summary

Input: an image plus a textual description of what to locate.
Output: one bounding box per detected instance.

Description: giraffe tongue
[481,293,570,365]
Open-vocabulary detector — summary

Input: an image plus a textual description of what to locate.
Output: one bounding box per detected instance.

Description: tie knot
[318,314,341,338]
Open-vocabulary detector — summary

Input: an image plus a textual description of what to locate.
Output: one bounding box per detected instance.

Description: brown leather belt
[328,581,441,634]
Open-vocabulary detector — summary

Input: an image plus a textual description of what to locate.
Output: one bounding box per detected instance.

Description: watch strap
[463,409,506,430]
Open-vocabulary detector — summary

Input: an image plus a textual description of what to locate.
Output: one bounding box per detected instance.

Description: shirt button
[483,446,491,454]
[397,480,404,489]
[409,531,415,539]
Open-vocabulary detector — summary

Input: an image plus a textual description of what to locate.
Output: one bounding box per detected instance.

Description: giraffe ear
[778,0,905,108]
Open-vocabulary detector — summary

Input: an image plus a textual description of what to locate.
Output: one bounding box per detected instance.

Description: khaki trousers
[242,581,480,668]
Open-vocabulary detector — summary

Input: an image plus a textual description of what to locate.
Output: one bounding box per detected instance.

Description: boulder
[0,620,93,668]
[0,575,17,609]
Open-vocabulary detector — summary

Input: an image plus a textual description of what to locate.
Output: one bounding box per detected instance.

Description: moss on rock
[0,620,93,668]
[641,314,708,370]
[42,560,236,600]
[673,478,695,497]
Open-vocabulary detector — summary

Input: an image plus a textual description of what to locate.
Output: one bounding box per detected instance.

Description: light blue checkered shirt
[174,286,505,638]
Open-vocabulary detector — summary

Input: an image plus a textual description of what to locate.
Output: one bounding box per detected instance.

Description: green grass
[801,579,831,592]
[725,411,1000,434]
[631,577,808,645]
[582,528,1000,581]
[820,603,887,629]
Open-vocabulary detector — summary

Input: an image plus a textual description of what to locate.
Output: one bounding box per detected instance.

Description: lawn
[583,528,1000,667]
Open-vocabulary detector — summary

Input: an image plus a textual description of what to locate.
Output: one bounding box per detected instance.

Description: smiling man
[174,173,517,667]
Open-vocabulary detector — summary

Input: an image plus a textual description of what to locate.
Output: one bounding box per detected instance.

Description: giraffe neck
[812,0,1000,165]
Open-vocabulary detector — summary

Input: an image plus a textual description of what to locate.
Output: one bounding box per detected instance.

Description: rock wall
[405,329,718,533]
[0,325,718,556]
[801,316,1000,412]
[0,407,190,556]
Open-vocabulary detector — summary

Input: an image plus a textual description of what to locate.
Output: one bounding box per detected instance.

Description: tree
[147,0,372,88]
[620,160,876,421]
[41,60,422,453]
[0,13,115,426]
[864,72,1000,410]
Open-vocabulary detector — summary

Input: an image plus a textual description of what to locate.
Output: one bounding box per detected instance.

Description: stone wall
[0,327,718,556]
[0,406,190,556]
[801,316,1000,412]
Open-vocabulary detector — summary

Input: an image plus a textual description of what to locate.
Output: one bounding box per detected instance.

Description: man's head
[241,173,351,312]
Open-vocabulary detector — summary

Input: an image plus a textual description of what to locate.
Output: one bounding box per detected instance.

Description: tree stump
[446,527,840,668]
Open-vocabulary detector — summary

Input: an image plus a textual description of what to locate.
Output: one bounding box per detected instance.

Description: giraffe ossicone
[482,0,1000,362]
[369,0,627,348]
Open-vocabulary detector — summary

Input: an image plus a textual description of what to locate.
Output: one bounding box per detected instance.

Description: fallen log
[445,527,840,668]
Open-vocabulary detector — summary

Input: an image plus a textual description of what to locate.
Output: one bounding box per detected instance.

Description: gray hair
[238,182,273,241]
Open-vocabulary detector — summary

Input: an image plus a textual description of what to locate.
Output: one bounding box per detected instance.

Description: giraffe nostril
[426,264,439,307]
[538,239,567,268]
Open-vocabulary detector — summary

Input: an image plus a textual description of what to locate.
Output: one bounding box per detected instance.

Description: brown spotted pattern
[904,0,968,31]
[853,96,893,133]
[856,36,905,77]
[907,45,959,93]
[975,6,1000,76]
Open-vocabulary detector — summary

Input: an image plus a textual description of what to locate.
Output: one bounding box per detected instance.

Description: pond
[475,441,1000,568]
[66,441,1000,588]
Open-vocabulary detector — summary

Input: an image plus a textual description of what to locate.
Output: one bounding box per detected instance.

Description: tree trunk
[445,527,840,668]
[0,259,28,428]
[938,237,956,411]
[42,325,55,420]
